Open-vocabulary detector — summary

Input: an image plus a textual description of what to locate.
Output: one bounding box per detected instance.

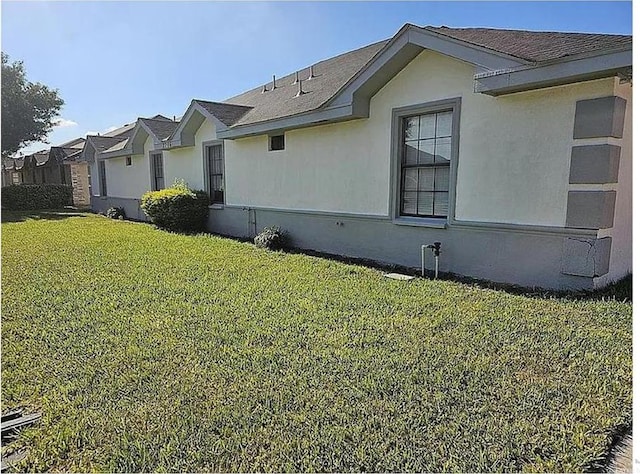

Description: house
[86,24,632,290]
[1,137,90,205]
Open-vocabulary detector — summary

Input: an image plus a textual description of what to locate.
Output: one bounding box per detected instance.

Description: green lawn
[1,211,632,472]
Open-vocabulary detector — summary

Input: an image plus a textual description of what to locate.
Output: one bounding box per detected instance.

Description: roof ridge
[140,117,179,123]
[194,99,252,108]
[425,25,631,38]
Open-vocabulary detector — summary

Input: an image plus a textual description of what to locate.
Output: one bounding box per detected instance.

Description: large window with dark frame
[99,160,108,196]
[400,109,453,218]
[151,153,164,191]
[206,144,224,204]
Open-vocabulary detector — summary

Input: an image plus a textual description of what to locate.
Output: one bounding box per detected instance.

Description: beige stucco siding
[225,50,615,226]
[104,135,154,199]
[597,78,632,284]
[163,119,216,191]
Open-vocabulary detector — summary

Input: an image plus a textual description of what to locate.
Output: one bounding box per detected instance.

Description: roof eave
[217,103,362,140]
[221,23,530,139]
[166,101,230,147]
[99,145,135,159]
[474,48,632,96]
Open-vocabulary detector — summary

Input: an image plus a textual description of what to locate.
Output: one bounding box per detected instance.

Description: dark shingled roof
[194,100,253,126]
[424,26,632,63]
[33,151,50,166]
[89,136,128,152]
[140,117,180,141]
[212,26,629,129]
[104,123,136,140]
[224,40,388,127]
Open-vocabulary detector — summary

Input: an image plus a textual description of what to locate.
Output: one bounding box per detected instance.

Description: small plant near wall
[105,207,126,220]
[140,180,209,232]
[254,226,288,250]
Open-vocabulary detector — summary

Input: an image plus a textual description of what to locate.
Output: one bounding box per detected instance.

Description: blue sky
[1,1,632,154]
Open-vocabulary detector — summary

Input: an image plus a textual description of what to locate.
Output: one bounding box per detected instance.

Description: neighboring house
[82,116,179,220]
[86,24,632,290]
[1,137,88,205]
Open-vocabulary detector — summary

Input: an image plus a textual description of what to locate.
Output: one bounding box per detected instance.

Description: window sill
[393,216,447,229]
[208,203,225,210]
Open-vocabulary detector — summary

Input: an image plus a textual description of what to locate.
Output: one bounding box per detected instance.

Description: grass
[1,211,632,472]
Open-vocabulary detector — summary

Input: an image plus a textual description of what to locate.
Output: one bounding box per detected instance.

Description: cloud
[53,118,78,128]
[104,126,120,133]
[86,131,99,136]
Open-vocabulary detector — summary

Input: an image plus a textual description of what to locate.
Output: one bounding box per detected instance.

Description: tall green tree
[1,52,64,158]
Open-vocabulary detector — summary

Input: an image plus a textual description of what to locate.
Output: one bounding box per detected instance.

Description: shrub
[1,184,73,210]
[106,207,126,220]
[140,182,209,232]
[254,226,287,250]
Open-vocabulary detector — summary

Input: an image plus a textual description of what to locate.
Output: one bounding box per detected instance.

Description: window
[99,160,107,196]
[399,108,454,218]
[11,172,20,185]
[125,156,132,166]
[269,134,285,151]
[206,144,224,204]
[151,153,164,191]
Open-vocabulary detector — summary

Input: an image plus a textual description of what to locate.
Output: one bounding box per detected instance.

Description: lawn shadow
[279,246,632,303]
[1,208,90,223]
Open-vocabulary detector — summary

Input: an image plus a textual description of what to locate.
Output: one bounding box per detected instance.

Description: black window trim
[269,133,285,151]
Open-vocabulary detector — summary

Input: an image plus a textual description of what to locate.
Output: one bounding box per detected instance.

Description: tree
[1,52,64,158]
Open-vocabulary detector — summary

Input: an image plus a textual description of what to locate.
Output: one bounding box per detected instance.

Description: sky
[1,1,632,155]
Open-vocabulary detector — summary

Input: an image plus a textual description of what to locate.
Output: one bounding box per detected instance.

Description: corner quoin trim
[573,96,626,139]
[569,144,621,184]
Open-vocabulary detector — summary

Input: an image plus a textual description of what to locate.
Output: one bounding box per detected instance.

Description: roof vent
[272,74,277,90]
[307,65,316,80]
[261,84,268,93]
[295,79,306,97]
[291,71,300,85]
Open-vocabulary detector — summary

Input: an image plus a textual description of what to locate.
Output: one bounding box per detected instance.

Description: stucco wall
[597,78,632,284]
[104,135,154,199]
[89,153,99,196]
[163,118,216,191]
[225,50,615,226]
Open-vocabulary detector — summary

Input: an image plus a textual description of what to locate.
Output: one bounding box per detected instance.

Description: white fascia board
[474,49,632,96]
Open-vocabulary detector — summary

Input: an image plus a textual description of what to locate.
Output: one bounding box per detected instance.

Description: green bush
[1,184,73,210]
[254,225,288,250]
[140,182,209,232]
[106,207,126,220]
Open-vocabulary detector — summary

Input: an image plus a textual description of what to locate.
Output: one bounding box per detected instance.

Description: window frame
[269,134,285,151]
[390,98,461,228]
[150,152,164,191]
[125,156,132,167]
[98,160,108,197]
[202,140,225,206]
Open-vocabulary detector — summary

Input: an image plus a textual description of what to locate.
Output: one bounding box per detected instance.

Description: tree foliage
[1,52,64,158]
